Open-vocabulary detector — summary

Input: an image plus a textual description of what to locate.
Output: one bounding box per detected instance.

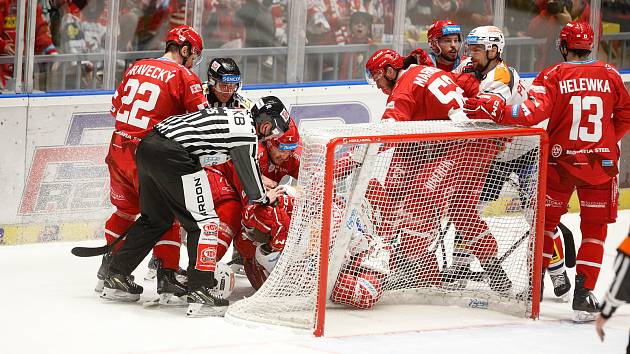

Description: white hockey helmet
[211,262,236,299]
[465,26,505,55]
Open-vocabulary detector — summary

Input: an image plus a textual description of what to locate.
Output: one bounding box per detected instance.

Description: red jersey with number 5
[382,65,467,122]
[505,60,630,185]
[111,57,208,138]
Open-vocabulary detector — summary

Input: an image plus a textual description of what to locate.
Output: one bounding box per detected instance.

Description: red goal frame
[315,128,549,337]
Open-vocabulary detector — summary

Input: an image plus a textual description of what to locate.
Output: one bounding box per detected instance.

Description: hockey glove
[463,93,505,122]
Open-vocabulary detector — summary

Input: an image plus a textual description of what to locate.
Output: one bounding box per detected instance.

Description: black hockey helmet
[250,96,291,139]
[207,57,241,90]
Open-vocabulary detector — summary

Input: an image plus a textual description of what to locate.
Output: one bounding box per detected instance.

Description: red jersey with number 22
[382,65,466,122]
[505,60,630,185]
[111,57,208,138]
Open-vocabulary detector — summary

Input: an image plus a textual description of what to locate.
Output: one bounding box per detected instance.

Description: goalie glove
[463,93,506,122]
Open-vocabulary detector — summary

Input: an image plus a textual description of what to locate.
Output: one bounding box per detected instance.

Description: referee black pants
[109,131,219,290]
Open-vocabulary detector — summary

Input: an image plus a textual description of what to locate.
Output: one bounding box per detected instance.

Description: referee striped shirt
[155,107,267,204]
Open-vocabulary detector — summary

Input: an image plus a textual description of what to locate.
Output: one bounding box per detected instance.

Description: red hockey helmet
[427,20,462,43]
[558,21,594,51]
[365,49,403,84]
[166,25,204,67]
[268,119,300,151]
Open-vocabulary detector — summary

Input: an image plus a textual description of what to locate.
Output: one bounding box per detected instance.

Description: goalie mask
[250,96,291,140]
[207,57,242,94]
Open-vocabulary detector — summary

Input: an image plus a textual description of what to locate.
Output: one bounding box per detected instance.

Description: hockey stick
[71,232,126,257]
[233,91,254,110]
[557,222,576,268]
[451,230,530,282]
[436,221,451,270]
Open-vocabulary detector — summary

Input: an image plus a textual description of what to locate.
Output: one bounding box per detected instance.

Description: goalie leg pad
[244,257,269,290]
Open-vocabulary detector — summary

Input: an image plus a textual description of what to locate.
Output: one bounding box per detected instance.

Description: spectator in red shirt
[0,0,58,90]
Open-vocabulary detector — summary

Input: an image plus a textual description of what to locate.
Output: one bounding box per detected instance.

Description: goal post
[226,121,548,337]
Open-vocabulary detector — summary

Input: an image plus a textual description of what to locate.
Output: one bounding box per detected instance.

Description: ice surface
[1,211,628,354]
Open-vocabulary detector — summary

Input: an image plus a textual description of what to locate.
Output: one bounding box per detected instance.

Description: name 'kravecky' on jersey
[155,107,267,203]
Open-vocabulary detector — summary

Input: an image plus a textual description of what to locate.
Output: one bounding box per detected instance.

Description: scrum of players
[97,20,630,321]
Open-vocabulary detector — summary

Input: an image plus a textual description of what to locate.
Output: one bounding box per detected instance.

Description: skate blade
[94,279,104,293]
[555,292,571,303]
[143,293,188,307]
[442,280,468,291]
[572,310,597,323]
[144,269,157,281]
[101,287,140,302]
[185,303,228,317]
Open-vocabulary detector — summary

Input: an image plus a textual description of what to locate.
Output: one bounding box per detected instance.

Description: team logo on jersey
[551,144,562,158]
[602,160,614,167]
[386,101,395,109]
[190,83,202,94]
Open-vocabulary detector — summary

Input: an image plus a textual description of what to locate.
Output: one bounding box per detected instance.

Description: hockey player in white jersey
[442,26,542,291]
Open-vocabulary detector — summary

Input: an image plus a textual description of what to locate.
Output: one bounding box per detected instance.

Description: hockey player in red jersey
[365,48,467,122]
[465,21,630,321]
[365,48,512,295]
[100,25,208,297]
[202,103,301,289]
[425,20,466,72]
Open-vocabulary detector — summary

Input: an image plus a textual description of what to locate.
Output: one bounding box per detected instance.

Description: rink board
[1,78,630,245]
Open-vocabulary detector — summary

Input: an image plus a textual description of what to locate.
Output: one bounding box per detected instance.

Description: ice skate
[441,252,474,290]
[186,287,229,317]
[572,275,599,323]
[227,250,245,276]
[549,270,571,302]
[144,255,161,281]
[143,268,188,307]
[101,273,143,302]
[94,253,113,293]
[482,257,512,295]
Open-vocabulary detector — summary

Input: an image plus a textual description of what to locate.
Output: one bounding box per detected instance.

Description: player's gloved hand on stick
[463,93,506,122]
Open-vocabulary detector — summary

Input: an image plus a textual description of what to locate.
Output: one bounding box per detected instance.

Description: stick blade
[71,245,110,257]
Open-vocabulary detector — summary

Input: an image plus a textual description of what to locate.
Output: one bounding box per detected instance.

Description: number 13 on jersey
[568,95,603,143]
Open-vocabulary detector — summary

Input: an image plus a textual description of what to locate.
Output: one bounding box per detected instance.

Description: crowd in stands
[0,0,628,91]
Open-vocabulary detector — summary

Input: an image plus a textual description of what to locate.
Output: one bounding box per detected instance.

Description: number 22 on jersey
[568,95,603,143]
[116,78,161,129]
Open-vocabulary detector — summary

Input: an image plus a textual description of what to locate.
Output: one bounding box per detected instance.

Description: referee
[102,96,292,317]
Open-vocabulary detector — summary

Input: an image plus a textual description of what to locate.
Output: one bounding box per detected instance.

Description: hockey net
[226,121,547,336]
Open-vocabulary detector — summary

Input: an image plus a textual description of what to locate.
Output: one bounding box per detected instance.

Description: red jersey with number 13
[382,65,465,122]
[111,57,208,138]
[505,60,630,185]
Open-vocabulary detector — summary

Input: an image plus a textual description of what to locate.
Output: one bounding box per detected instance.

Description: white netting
[226,121,544,334]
